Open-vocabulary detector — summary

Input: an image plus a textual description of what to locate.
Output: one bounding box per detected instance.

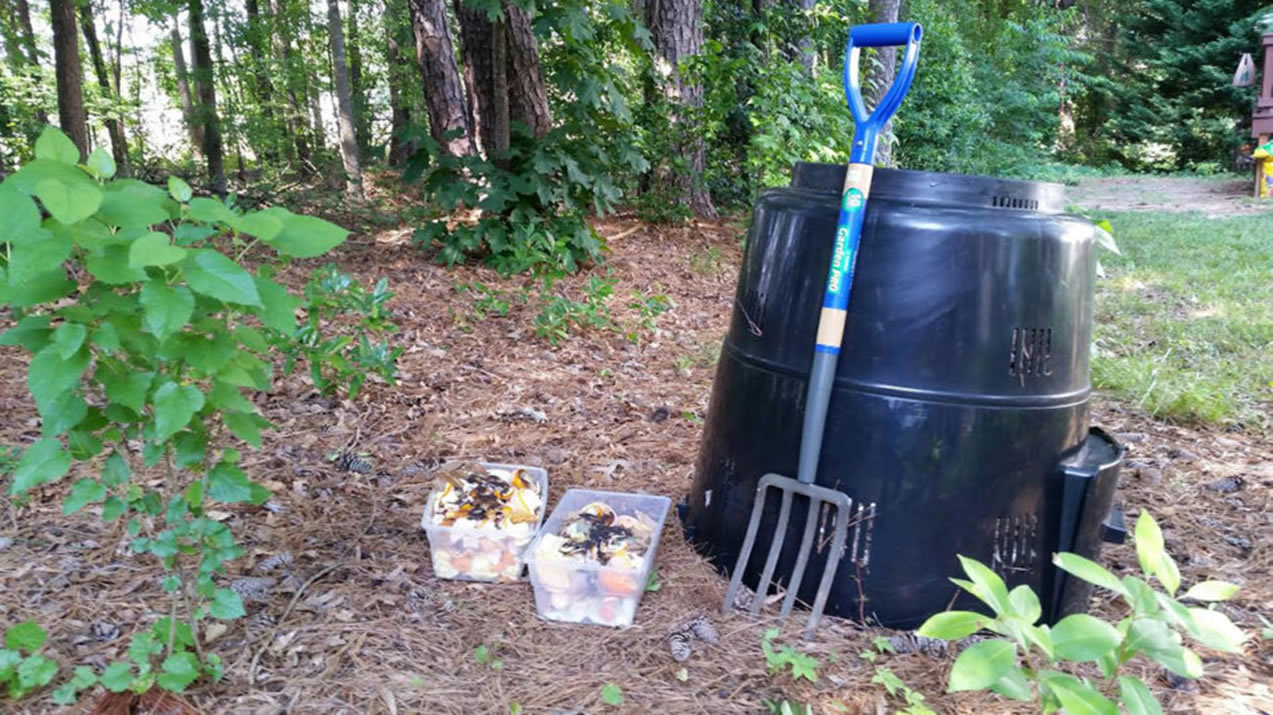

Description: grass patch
[1093,211,1273,426]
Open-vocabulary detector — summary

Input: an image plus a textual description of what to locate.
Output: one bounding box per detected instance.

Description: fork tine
[804,499,851,638]
[722,481,771,614]
[779,498,820,619]
[751,488,794,616]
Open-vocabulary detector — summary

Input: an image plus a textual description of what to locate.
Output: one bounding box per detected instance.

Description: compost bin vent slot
[826,500,876,568]
[1009,327,1052,384]
[991,195,1039,211]
[993,514,1038,575]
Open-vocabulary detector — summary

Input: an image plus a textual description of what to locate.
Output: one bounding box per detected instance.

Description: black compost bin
[683,162,1124,629]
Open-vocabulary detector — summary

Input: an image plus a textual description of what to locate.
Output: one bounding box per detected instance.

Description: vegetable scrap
[427,463,544,582]
[532,501,658,625]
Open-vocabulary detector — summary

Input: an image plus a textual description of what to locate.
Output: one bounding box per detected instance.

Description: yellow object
[1255,141,1273,198]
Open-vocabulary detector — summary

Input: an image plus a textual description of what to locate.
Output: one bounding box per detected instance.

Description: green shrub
[0,126,372,697]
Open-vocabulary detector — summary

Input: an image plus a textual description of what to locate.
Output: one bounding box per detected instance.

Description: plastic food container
[421,462,549,582]
[527,489,671,626]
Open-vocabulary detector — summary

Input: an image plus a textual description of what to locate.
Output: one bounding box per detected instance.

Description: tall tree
[328,0,363,195]
[49,0,90,158]
[347,0,371,156]
[79,0,129,173]
[243,0,280,160]
[189,0,226,193]
[454,1,552,156]
[647,0,715,217]
[269,0,313,165]
[406,0,474,155]
[866,0,900,167]
[170,18,203,151]
[384,0,413,164]
[13,0,40,66]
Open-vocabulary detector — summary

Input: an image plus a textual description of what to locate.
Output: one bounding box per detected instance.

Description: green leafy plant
[0,126,362,694]
[858,636,934,715]
[455,281,519,321]
[96,618,223,695]
[1,621,59,700]
[533,271,618,345]
[600,681,624,706]
[763,699,812,715]
[761,628,820,683]
[917,509,1246,714]
[277,263,402,399]
[473,644,504,670]
[623,287,672,346]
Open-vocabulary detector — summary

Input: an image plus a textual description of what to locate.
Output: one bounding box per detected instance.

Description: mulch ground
[1,212,1271,714]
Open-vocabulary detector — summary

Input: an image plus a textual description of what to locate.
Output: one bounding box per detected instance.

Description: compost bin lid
[791,162,1068,214]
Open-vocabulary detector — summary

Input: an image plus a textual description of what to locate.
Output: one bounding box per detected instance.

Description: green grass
[1092,211,1273,426]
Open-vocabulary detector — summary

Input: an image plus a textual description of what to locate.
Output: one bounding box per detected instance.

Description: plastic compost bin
[421,462,549,583]
[527,489,671,627]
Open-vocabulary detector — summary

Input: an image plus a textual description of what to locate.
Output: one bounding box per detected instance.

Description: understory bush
[0,127,389,703]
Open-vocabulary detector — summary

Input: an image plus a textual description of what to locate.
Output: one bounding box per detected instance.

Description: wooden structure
[1252,33,1273,196]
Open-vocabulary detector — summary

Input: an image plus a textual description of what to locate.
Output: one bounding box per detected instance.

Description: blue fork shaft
[796,22,922,486]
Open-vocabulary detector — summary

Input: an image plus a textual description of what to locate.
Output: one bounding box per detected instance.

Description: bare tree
[646,0,716,217]
[406,0,474,156]
[328,0,363,195]
[79,0,128,173]
[189,0,226,194]
[50,0,90,158]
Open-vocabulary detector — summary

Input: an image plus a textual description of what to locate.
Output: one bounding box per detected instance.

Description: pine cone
[686,615,720,645]
[888,632,949,657]
[231,576,277,603]
[257,552,295,573]
[334,451,373,474]
[667,629,694,662]
[245,611,277,642]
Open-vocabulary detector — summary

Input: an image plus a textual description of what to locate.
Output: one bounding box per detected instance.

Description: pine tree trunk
[384,0,412,165]
[454,1,550,156]
[347,0,370,157]
[49,0,89,158]
[503,6,550,137]
[407,0,474,156]
[79,0,128,174]
[189,0,226,194]
[797,0,815,73]
[647,0,715,217]
[491,14,509,156]
[328,0,363,195]
[866,0,899,167]
[170,20,203,151]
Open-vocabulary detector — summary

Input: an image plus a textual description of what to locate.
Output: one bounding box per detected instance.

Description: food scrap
[426,463,544,582]
[532,501,659,626]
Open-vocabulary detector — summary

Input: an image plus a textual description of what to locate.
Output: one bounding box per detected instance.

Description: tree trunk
[14,0,39,65]
[866,0,900,167]
[503,6,550,137]
[270,0,312,165]
[49,0,89,159]
[384,0,412,165]
[647,0,716,217]
[189,0,226,194]
[490,14,509,155]
[170,20,203,151]
[79,0,128,173]
[407,0,474,156]
[327,0,363,195]
[454,1,550,156]
[243,0,280,160]
[797,0,815,73]
[347,0,370,157]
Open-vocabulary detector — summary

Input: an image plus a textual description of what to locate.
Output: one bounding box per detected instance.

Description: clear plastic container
[421,462,549,583]
[526,489,671,626]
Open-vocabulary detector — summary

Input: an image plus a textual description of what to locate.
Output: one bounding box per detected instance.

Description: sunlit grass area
[1092,211,1273,425]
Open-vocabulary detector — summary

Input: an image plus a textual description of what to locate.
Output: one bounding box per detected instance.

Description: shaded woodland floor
[1,178,1271,713]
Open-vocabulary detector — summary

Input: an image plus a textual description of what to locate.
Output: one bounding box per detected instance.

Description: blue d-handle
[796,21,922,487]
